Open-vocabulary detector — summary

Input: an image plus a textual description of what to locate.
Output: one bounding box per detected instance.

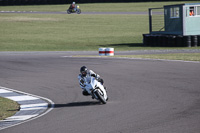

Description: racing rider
[78,66,105,96]
[68,2,76,12]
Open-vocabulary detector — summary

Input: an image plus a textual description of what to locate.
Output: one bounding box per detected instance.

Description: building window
[189,7,194,16]
[170,7,180,18]
[197,6,200,15]
[189,6,200,16]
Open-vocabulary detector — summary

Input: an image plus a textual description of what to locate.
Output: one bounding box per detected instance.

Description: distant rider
[69,2,76,12]
[78,66,105,96]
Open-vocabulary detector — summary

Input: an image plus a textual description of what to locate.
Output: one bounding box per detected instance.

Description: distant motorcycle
[79,76,108,104]
[67,5,81,14]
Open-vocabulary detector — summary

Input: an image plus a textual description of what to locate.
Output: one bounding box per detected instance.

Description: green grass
[0,13,149,51]
[0,2,200,51]
[0,13,199,51]
[0,97,20,120]
[0,1,198,12]
[113,53,200,61]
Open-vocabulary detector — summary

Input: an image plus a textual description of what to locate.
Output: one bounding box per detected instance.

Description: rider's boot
[104,86,107,92]
[106,97,109,101]
[104,87,108,101]
[82,90,90,96]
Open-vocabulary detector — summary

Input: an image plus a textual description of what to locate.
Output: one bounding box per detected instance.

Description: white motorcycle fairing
[79,76,108,104]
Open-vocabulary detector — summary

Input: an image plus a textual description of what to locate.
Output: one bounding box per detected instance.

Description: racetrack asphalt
[0,51,200,133]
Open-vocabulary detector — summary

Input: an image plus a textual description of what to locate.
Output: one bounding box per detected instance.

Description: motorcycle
[79,76,108,104]
[67,5,81,14]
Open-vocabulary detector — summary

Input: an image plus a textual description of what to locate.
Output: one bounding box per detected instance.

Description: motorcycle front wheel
[94,90,106,104]
[77,9,81,14]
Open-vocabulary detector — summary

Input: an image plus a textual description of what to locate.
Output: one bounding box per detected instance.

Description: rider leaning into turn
[78,66,105,96]
[69,2,76,11]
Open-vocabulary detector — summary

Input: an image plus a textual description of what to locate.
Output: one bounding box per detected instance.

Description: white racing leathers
[78,70,100,89]
[78,70,108,104]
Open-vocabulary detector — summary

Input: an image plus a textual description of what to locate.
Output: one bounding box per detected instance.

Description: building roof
[164,3,200,8]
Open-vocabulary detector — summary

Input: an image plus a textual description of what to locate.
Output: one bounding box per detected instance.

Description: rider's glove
[79,79,86,87]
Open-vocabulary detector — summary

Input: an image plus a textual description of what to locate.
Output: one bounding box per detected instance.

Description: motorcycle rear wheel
[94,91,106,104]
[67,10,71,14]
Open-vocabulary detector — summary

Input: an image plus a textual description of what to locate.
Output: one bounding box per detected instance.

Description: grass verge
[0,13,148,51]
[0,1,198,12]
[0,97,20,120]
[114,53,200,61]
[76,53,200,62]
[0,13,199,51]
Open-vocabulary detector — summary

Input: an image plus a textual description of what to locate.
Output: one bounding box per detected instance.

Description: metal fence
[149,8,164,34]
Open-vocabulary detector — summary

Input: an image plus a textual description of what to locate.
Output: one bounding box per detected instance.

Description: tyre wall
[143,34,200,47]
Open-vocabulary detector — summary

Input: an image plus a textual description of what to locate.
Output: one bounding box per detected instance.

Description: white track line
[3,115,39,121]
[6,95,39,101]
[0,86,55,130]
[20,103,49,110]
[0,89,12,93]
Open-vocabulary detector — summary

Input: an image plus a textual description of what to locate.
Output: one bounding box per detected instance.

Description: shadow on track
[52,101,101,108]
